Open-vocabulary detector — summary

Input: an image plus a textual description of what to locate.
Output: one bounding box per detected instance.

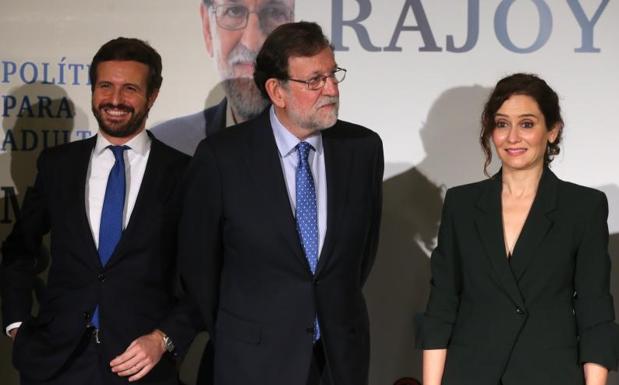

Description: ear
[147,88,160,109]
[265,78,286,108]
[200,3,214,57]
[548,122,561,144]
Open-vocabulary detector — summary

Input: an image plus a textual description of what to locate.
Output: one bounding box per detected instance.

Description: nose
[322,76,339,96]
[104,88,123,106]
[240,13,265,53]
[507,126,519,143]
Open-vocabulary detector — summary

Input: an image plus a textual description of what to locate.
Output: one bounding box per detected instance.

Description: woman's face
[492,94,559,173]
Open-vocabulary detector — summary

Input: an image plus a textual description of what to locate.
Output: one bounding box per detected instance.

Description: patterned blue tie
[295,141,320,341]
[92,145,128,329]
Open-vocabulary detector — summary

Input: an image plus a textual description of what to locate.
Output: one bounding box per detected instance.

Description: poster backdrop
[1,1,618,384]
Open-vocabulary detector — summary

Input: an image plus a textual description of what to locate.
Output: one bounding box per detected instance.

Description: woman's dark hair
[480,73,564,176]
[89,37,162,96]
[254,21,331,99]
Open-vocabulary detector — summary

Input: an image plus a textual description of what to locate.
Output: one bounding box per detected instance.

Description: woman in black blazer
[418,73,618,385]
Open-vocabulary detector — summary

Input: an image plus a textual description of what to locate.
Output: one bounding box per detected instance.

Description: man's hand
[8,327,18,341]
[110,329,166,382]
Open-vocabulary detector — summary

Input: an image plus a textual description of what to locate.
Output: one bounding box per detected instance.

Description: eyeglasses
[285,67,347,91]
[211,3,294,33]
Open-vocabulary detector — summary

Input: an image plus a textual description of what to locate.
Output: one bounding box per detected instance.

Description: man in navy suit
[179,22,383,385]
[1,37,200,385]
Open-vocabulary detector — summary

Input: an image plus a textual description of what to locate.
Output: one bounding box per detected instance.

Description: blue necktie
[92,145,128,329]
[295,142,320,341]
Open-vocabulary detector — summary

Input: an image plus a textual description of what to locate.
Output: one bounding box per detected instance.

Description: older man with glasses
[151,0,295,155]
[179,21,383,385]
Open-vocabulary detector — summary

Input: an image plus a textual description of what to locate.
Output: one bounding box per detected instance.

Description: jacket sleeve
[156,157,206,358]
[360,135,383,286]
[574,191,619,370]
[1,149,51,329]
[177,140,224,338]
[416,189,461,349]
[157,286,205,358]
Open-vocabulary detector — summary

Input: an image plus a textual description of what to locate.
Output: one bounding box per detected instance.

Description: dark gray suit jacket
[418,169,619,385]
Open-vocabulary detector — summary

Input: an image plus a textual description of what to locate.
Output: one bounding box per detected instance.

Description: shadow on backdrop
[0,83,76,383]
[365,86,491,384]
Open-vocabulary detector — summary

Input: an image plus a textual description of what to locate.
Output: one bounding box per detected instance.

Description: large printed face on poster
[1,1,619,385]
[200,0,295,122]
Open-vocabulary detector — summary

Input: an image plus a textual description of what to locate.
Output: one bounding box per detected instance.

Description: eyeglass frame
[209,2,294,32]
[283,67,347,91]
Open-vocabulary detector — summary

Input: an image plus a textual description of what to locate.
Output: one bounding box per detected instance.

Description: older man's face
[201,0,294,122]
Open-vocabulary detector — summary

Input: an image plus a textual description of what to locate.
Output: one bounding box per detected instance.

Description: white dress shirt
[6,129,152,335]
[270,106,327,257]
[85,130,151,247]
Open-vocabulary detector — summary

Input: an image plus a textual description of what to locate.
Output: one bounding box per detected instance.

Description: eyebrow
[495,113,538,118]
[96,80,142,89]
[304,66,337,78]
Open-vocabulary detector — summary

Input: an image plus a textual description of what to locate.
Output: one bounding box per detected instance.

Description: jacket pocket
[215,309,262,345]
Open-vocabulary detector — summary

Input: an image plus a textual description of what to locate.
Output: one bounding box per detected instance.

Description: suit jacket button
[515,307,525,315]
[97,273,105,282]
[305,327,314,335]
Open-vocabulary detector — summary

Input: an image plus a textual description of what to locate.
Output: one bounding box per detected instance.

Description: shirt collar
[94,129,150,156]
[269,106,323,158]
[225,99,236,127]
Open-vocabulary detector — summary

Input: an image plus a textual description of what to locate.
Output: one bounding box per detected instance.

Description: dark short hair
[89,37,162,96]
[254,21,331,99]
[480,73,564,176]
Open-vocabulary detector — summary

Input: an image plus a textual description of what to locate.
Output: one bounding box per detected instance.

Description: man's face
[201,0,294,121]
[280,47,340,134]
[91,60,157,140]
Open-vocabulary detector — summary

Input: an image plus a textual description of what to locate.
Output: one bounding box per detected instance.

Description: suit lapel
[204,97,227,136]
[245,112,308,270]
[68,136,102,270]
[315,125,352,276]
[106,134,163,267]
[509,168,557,280]
[474,174,525,308]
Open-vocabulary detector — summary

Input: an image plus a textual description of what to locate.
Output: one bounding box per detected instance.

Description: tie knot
[108,145,129,162]
[296,142,313,162]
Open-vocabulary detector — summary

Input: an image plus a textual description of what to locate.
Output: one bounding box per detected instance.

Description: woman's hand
[584,362,608,385]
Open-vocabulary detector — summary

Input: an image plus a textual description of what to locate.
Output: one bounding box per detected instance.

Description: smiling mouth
[505,148,527,155]
[100,104,133,121]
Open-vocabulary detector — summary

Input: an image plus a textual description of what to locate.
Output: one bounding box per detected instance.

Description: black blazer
[418,168,619,385]
[1,133,201,383]
[178,109,383,385]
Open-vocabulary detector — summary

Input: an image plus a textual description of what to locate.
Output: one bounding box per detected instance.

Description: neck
[501,165,544,198]
[99,127,144,145]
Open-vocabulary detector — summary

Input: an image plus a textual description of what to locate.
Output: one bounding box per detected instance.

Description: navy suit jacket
[1,133,201,383]
[179,109,383,385]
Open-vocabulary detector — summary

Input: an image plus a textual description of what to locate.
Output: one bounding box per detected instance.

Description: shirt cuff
[6,322,22,337]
